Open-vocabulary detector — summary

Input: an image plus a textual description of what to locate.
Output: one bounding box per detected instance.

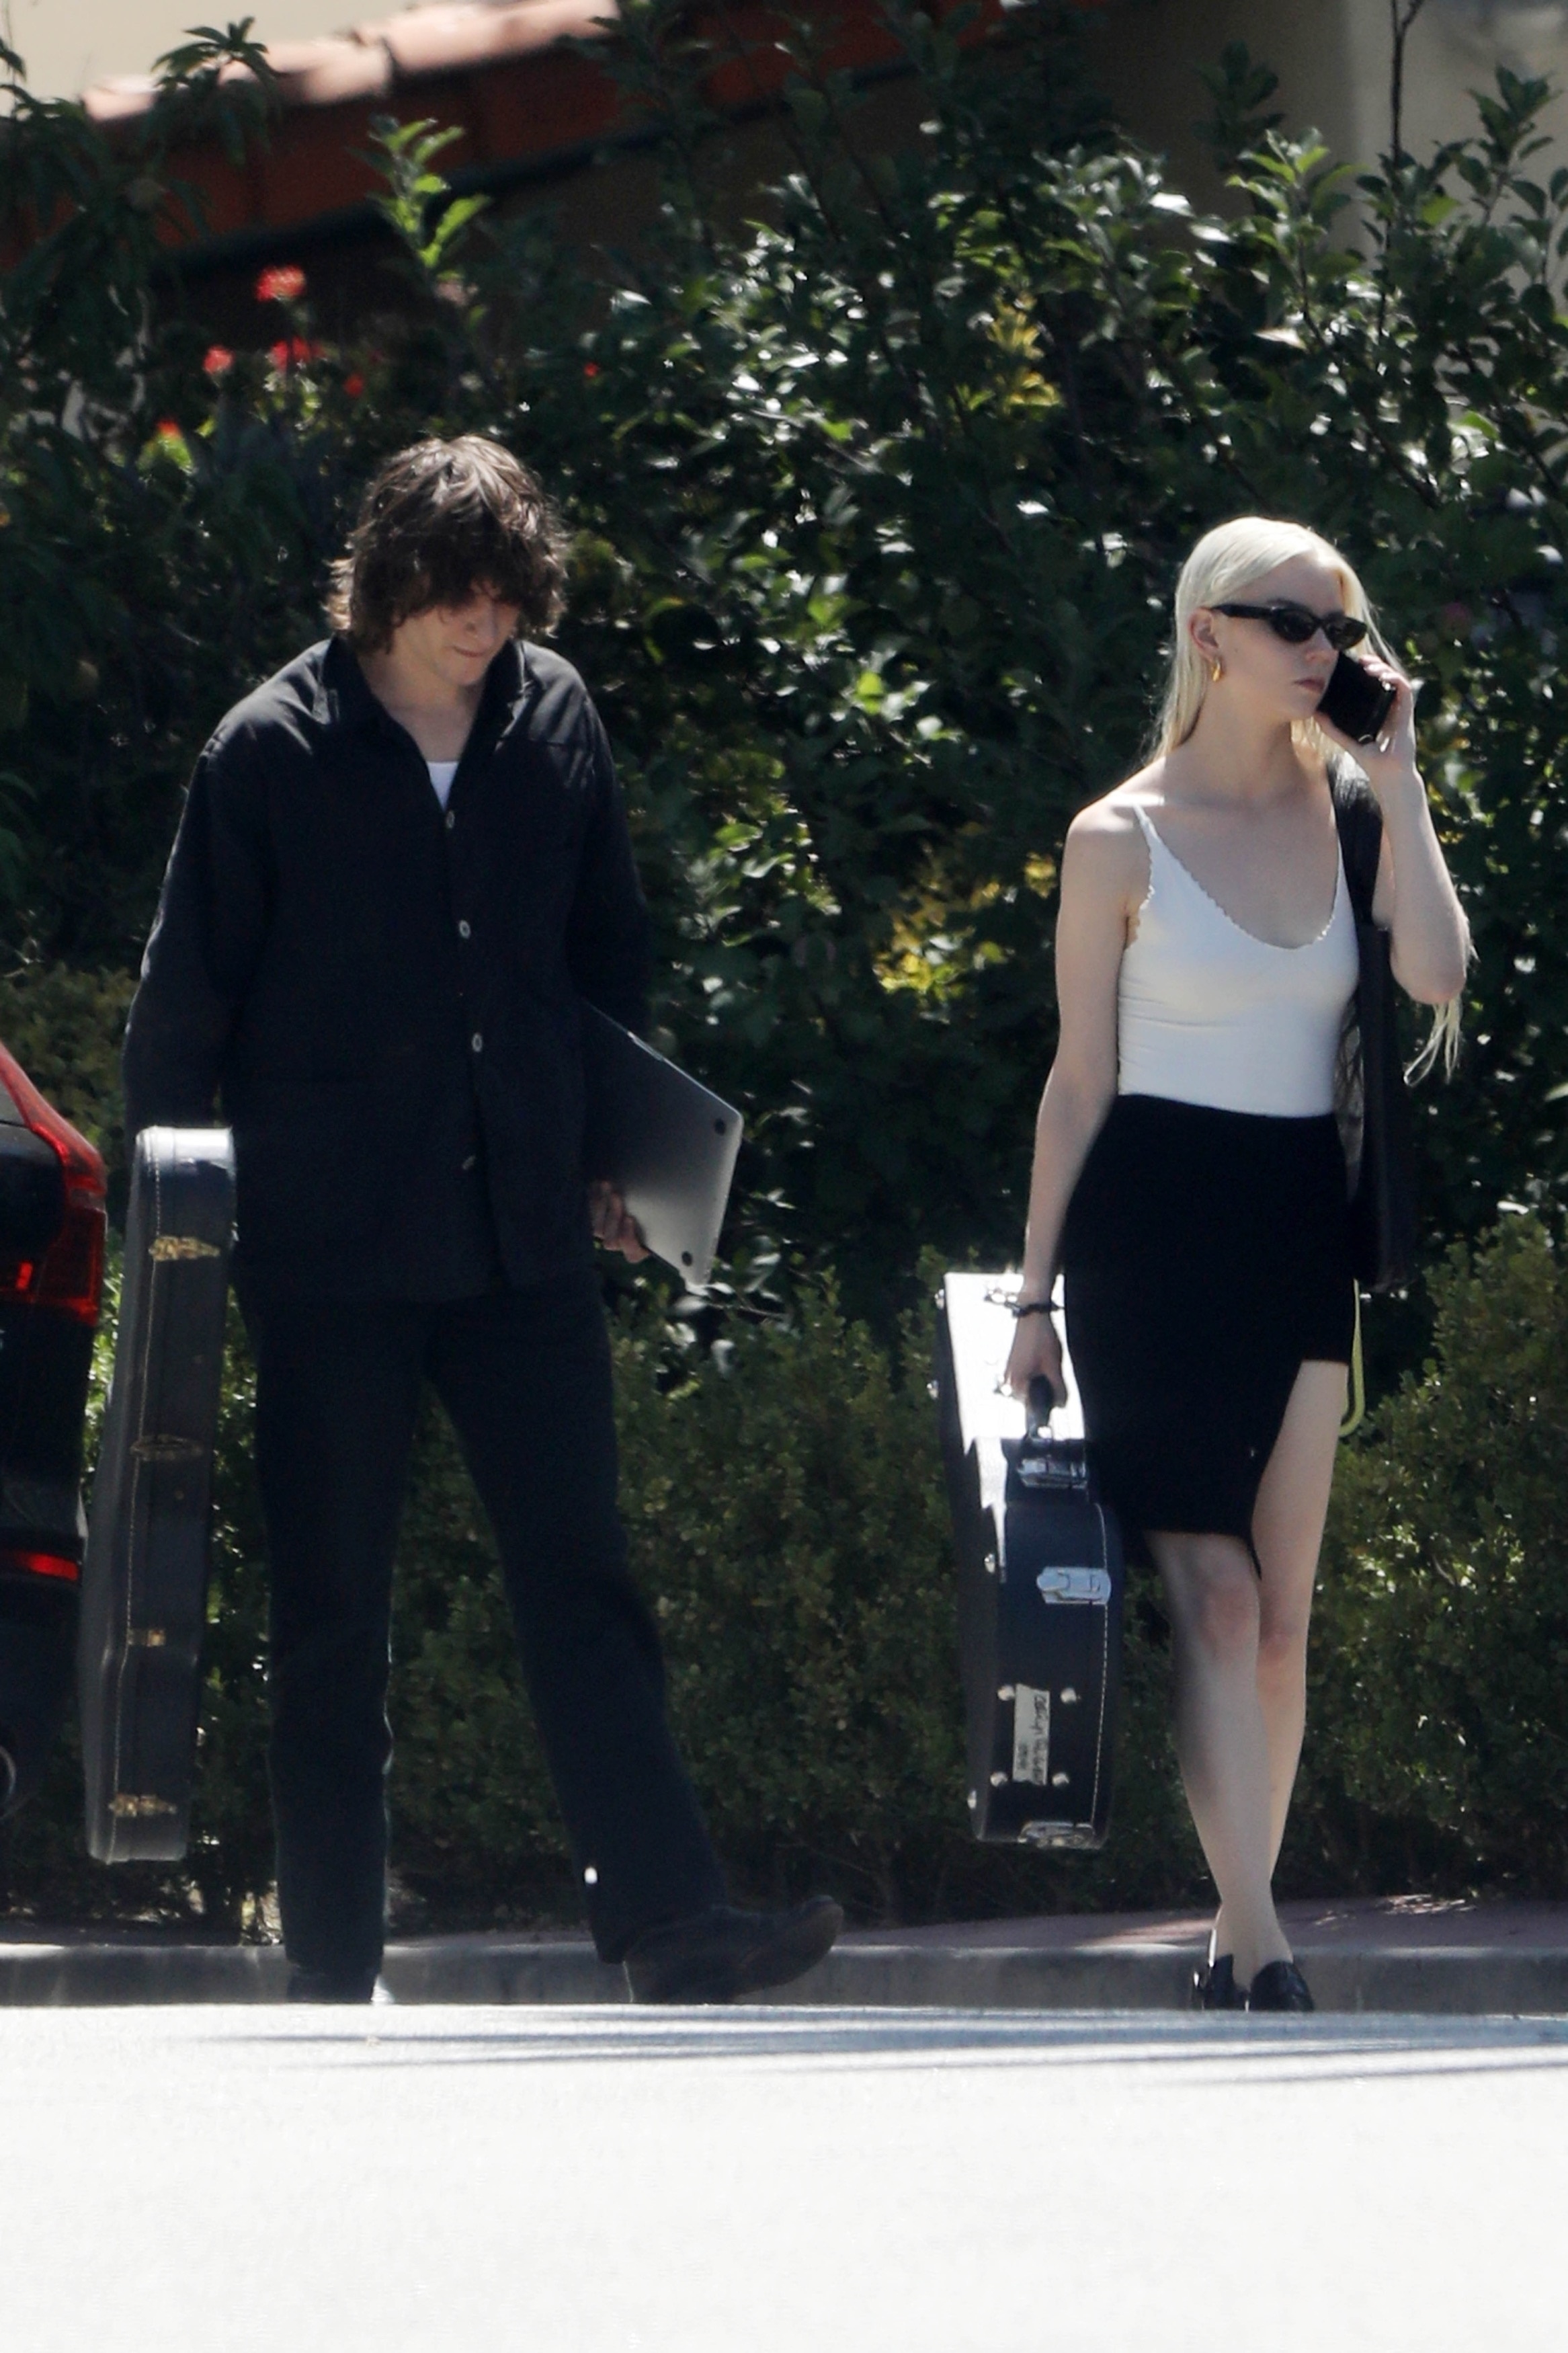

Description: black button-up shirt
[122,635,651,1298]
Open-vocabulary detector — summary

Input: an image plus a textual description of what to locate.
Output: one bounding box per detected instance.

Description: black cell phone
[1318,651,1397,745]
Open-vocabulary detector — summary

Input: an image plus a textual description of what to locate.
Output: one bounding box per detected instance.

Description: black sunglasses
[1211,601,1368,653]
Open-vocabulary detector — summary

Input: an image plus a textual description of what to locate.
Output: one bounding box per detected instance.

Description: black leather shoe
[286,1964,379,2004]
[624,1897,843,2004]
[1192,1952,1246,2010]
[1247,1958,1315,2013]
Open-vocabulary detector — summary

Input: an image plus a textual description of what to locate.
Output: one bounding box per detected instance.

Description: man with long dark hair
[124,435,842,2001]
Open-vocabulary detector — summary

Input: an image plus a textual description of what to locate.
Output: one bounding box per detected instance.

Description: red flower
[583,362,600,378]
[155,418,183,441]
[202,345,234,377]
[256,264,306,304]
[343,372,364,399]
[269,336,319,369]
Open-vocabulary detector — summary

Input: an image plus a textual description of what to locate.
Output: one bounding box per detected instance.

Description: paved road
[7,2006,1564,2350]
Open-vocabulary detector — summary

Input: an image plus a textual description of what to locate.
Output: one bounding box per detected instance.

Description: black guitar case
[79,1127,235,1862]
[936,1272,1124,1849]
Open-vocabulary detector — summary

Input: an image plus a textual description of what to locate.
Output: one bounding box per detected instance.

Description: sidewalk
[2,1895,1566,2010]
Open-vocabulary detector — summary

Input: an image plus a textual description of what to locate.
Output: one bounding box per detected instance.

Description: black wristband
[1010,1298,1054,1320]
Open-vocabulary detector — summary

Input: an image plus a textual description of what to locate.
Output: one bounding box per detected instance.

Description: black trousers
[238,1271,725,1978]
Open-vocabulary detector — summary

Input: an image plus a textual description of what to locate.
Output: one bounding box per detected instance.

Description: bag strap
[1331,761,1383,927]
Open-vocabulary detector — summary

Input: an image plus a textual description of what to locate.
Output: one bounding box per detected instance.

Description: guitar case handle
[1026,1375,1065,1440]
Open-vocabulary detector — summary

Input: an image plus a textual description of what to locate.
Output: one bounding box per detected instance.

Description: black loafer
[1192,1952,1247,2010]
[286,1964,379,2005]
[1247,1959,1315,2013]
[624,1896,843,2004]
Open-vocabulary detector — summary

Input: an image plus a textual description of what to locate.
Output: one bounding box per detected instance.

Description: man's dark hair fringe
[326,436,570,649]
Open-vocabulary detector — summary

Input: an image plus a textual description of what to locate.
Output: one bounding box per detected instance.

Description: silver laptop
[580,1006,743,1289]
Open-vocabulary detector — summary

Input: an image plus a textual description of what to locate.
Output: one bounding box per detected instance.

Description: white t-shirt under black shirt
[427,759,460,809]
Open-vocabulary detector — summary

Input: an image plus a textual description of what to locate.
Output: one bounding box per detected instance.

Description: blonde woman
[1005,517,1467,2011]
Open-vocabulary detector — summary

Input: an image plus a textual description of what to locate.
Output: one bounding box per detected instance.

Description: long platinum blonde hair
[1154,515,1391,756]
[1153,514,1463,1077]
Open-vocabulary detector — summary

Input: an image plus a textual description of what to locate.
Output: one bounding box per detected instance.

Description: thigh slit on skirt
[1061,1094,1354,1569]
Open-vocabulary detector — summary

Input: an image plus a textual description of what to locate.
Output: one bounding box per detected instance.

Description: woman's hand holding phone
[1316,653,1421,810]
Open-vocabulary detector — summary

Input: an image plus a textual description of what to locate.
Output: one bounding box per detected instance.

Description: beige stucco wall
[1345,0,1568,171]
[1081,0,1568,204]
[1,0,348,97]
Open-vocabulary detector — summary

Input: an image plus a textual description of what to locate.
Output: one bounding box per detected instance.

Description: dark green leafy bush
[13,1230,1568,1931]
[1,1276,1206,1930]
[1311,1215,1568,1892]
[7,24,1568,1320]
[0,965,133,1165]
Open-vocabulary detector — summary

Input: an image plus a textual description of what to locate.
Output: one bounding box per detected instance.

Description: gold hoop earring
[1209,658,1223,684]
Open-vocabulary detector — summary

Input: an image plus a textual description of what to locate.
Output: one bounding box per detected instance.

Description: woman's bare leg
[1209,1357,1347,1963]
[1253,1359,1346,1856]
[1147,1528,1291,1988]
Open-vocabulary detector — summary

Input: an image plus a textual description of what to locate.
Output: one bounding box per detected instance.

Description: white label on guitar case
[1036,1565,1112,1605]
[1012,1685,1051,1785]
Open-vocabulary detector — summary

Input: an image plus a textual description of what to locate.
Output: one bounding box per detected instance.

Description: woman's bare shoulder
[1071,758,1165,832]
[1063,766,1161,886]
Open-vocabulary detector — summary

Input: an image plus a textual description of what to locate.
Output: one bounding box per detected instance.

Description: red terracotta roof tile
[54,0,1002,261]
[80,0,610,122]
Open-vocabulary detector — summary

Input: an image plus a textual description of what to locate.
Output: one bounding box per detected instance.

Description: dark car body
[0,1044,107,1811]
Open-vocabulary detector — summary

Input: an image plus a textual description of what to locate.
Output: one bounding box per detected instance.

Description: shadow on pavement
[219,2006,1568,2089]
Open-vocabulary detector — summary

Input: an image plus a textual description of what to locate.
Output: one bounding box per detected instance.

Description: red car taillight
[0,1044,107,1328]
[0,1546,79,1583]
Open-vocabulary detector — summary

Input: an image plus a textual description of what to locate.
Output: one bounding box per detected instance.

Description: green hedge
[0,1272,1203,1931]
[1309,1215,1568,1891]
[13,1215,1568,1933]
[9,26,1568,1325]
[380,1227,1568,1918]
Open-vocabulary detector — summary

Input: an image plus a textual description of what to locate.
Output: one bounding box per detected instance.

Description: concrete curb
[1,1930,1565,2012]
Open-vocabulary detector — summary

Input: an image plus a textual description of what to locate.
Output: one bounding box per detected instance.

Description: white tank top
[1116,803,1358,1119]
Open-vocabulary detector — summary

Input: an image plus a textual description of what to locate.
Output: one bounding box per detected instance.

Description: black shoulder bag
[1332,770,1417,1293]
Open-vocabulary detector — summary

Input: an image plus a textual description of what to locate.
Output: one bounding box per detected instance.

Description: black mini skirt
[1061,1093,1354,1564]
